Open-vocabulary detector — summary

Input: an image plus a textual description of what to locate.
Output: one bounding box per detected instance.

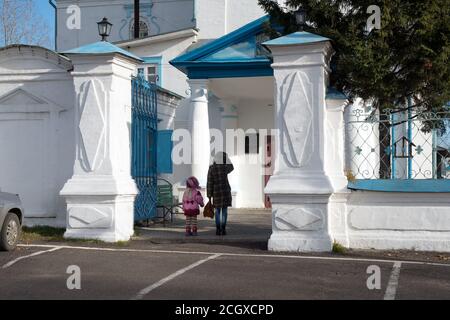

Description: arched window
[130,19,149,39]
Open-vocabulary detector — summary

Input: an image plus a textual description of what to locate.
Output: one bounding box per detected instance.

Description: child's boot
[192,226,198,236]
[185,227,192,236]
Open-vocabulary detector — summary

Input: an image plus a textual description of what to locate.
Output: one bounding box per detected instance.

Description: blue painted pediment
[170,15,275,79]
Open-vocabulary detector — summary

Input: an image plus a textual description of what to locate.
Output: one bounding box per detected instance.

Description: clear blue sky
[35,0,56,49]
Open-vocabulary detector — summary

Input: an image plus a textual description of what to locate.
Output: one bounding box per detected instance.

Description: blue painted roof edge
[170,15,270,66]
[348,179,450,193]
[326,87,348,100]
[263,31,331,46]
[62,41,143,62]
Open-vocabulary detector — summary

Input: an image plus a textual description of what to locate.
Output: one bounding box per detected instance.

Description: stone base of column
[60,177,138,243]
[268,232,333,252]
[267,193,333,252]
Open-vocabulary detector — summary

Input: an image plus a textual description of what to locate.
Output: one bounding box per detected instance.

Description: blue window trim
[348,179,450,193]
[141,56,163,86]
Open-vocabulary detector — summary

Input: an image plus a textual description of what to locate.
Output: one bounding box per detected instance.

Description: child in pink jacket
[182,176,204,236]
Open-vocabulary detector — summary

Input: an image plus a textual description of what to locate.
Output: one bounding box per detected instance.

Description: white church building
[0,0,449,252]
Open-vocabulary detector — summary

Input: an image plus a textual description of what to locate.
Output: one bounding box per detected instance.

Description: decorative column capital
[188,79,209,103]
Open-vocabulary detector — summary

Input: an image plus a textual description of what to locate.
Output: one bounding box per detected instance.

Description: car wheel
[0,213,21,251]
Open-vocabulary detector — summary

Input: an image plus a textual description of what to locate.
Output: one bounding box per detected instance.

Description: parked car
[0,190,23,251]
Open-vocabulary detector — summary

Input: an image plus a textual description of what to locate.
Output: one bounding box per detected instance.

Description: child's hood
[186,176,200,189]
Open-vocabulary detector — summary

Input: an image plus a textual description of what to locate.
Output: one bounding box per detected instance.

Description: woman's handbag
[203,200,214,219]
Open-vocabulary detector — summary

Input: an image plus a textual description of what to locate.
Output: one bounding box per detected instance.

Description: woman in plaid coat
[207,152,234,236]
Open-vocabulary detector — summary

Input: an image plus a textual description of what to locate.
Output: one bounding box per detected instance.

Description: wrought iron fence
[346,105,450,180]
[131,74,158,222]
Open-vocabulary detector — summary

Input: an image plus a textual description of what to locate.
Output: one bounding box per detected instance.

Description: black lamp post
[97,17,113,41]
[295,7,307,31]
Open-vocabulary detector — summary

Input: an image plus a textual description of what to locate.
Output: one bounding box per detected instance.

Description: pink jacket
[182,177,204,216]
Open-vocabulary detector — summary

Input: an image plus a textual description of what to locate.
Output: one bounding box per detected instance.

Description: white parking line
[18,244,450,268]
[131,253,222,300]
[384,261,402,300]
[2,247,62,269]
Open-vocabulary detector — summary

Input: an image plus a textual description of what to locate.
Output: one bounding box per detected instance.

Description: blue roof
[326,88,348,100]
[170,16,274,79]
[172,16,270,65]
[263,31,330,46]
[62,41,143,62]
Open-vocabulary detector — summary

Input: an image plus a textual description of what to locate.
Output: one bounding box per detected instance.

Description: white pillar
[60,49,140,242]
[188,79,210,186]
[221,101,239,207]
[264,33,348,252]
[326,96,351,248]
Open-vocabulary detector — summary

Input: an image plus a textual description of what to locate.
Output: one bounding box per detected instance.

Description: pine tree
[259,0,450,112]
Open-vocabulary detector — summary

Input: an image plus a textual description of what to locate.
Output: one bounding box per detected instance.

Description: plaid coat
[206,163,234,208]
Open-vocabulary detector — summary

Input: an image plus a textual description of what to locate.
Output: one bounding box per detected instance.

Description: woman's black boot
[216,227,221,236]
[221,225,227,236]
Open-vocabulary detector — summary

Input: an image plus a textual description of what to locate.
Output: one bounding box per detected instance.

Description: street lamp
[97,17,113,41]
[295,7,307,31]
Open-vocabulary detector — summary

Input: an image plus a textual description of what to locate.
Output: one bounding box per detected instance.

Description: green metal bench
[157,178,182,225]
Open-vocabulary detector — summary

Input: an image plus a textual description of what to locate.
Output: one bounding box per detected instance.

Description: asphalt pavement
[1,242,449,300]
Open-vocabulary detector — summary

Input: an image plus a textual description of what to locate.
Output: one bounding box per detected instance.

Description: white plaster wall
[225,0,265,34]
[0,46,75,227]
[233,99,274,208]
[121,34,196,97]
[56,0,263,50]
[196,0,264,39]
[56,0,195,51]
[345,191,450,252]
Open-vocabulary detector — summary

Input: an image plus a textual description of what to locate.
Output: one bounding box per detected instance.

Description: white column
[264,33,348,252]
[188,79,210,186]
[60,52,139,242]
[221,101,239,207]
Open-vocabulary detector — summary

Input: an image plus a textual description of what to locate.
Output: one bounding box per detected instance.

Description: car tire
[0,213,21,251]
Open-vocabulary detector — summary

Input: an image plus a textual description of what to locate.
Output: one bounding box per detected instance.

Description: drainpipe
[49,0,57,51]
[134,0,140,39]
[192,0,197,24]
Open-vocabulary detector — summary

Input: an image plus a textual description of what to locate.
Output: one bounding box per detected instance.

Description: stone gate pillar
[263,32,348,252]
[60,42,143,242]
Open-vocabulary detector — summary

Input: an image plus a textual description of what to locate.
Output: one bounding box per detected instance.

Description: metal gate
[131,74,158,222]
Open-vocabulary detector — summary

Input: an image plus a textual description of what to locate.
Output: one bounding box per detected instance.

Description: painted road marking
[2,247,62,269]
[131,254,222,300]
[384,261,402,300]
[18,244,450,268]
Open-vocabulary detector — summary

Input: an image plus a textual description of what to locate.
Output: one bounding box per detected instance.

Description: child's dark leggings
[186,216,198,232]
